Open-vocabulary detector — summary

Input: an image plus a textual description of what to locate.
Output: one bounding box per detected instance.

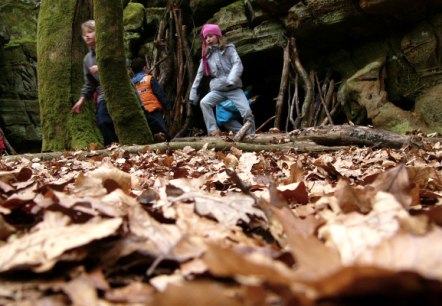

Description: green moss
[5,37,36,48]
[123,2,145,31]
[37,0,101,151]
[95,0,152,145]
[385,54,422,101]
[0,2,38,41]
[211,1,248,31]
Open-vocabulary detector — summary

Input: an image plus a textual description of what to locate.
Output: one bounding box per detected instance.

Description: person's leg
[145,110,172,140]
[96,97,118,146]
[223,119,243,133]
[200,90,225,135]
[224,88,255,133]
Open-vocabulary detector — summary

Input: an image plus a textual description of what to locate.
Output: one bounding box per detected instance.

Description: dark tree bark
[93,0,153,145]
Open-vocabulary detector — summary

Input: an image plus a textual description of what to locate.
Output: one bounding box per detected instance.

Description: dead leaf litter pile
[0,142,441,305]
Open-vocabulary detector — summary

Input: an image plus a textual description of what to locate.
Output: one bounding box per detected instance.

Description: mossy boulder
[189,0,237,24]
[0,44,37,100]
[123,2,145,31]
[415,83,442,133]
[0,99,41,152]
[338,60,388,124]
[372,103,429,134]
[0,0,38,45]
[211,1,249,32]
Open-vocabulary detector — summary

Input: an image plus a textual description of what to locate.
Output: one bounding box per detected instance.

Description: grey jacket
[189,43,243,104]
[80,48,103,99]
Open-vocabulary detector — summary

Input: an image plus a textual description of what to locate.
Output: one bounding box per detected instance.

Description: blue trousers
[96,98,118,146]
[200,88,255,134]
[144,109,172,140]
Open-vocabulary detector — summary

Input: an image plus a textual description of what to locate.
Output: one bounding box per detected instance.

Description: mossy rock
[0,1,38,42]
[211,1,249,32]
[385,52,422,101]
[123,2,145,31]
[415,83,442,133]
[189,0,237,24]
[372,103,430,134]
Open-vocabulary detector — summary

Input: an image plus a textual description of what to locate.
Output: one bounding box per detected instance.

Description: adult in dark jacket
[71,20,118,146]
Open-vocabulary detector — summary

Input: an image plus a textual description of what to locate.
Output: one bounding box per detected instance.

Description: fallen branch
[4,125,435,162]
[2,140,344,162]
[291,125,414,148]
[233,121,253,142]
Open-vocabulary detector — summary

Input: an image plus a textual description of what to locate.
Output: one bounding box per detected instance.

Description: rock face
[2,0,442,152]
[0,0,40,152]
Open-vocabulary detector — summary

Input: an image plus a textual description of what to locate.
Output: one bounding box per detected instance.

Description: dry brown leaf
[128,205,183,255]
[237,152,260,182]
[285,160,304,184]
[105,282,155,303]
[194,192,266,227]
[370,164,416,208]
[151,280,243,306]
[0,134,440,304]
[223,153,239,168]
[0,215,15,240]
[334,179,372,213]
[175,204,259,247]
[356,227,442,281]
[309,266,430,300]
[150,274,185,292]
[268,184,342,281]
[0,215,122,272]
[203,243,295,286]
[277,182,309,204]
[62,274,98,306]
[74,162,132,195]
[319,192,419,265]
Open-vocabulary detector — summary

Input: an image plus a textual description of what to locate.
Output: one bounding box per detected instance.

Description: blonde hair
[81,20,95,33]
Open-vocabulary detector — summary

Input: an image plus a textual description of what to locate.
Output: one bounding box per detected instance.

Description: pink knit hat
[201,24,222,76]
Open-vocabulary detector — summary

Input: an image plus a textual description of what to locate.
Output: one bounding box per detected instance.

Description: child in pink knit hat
[189,23,255,136]
[201,24,223,76]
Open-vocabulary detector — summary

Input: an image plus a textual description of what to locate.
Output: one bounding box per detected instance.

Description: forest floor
[0,132,441,305]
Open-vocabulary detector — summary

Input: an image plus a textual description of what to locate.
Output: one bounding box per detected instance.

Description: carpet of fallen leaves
[0,140,441,305]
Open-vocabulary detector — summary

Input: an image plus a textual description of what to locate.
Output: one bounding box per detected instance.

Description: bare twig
[274,43,290,129]
[289,74,299,129]
[289,37,313,129]
[314,73,334,125]
[321,93,339,125]
[255,115,277,133]
[233,121,253,142]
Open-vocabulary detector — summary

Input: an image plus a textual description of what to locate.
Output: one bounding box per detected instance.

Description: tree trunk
[37,0,101,152]
[93,0,153,145]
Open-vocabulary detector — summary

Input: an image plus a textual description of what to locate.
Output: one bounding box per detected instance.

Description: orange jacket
[134,75,163,112]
